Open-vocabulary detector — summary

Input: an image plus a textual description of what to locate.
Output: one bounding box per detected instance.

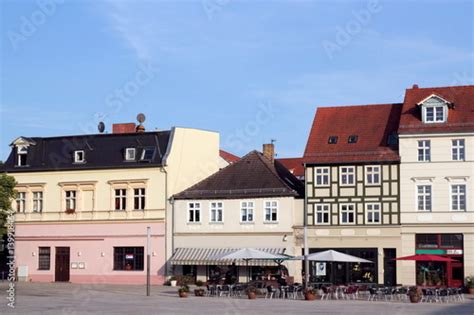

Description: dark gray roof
[173,151,304,200]
[2,131,171,173]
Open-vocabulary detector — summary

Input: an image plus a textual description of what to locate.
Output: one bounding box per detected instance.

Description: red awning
[394,254,455,262]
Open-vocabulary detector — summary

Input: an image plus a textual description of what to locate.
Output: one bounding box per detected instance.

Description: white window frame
[32,191,43,213]
[339,203,355,225]
[339,166,355,186]
[209,201,224,223]
[314,204,330,225]
[365,166,381,186]
[365,203,381,224]
[315,167,330,187]
[188,202,201,223]
[423,105,446,123]
[74,150,85,163]
[140,148,155,161]
[452,139,465,161]
[450,184,466,211]
[125,148,136,161]
[65,190,77,210]
[264,200,278,222]
[417,140,431,162]
[16,192,26,213]
[114,189,127,211]
[240,201,254,223]
[133,188,145,210]
[17,146,27,166]
[416,185,432,211]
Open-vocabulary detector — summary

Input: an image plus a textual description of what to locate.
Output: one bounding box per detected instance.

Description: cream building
[398,85,474,287]
[4,123,219,284]
[170,145,305,284]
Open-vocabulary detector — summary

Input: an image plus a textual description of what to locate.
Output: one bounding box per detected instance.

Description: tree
[0,173,17,234]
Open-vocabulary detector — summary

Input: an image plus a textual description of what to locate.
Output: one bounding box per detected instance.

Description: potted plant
[466,276,474,294]
[170,276,178,287]
[178,285,189,298]
[194,280,205,297]
[65,208,75,214]
[408,287,422,303]
[246,286,257,300]
[304,288,317,301]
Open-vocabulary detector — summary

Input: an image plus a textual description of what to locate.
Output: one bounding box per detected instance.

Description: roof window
[348,135,358,143]
[328,136,338,144]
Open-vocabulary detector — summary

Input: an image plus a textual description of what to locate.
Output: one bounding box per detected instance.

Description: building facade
[298,104,403,286]
[398,85,474,287]
[170,145,304,283]
[5,124,219,284]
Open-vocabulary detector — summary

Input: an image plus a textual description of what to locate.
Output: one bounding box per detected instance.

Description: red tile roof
[303,103,402,164]
[277,158,305,177]
[399,85,474,134]
[112,123,136,134]
[219,150,240,163]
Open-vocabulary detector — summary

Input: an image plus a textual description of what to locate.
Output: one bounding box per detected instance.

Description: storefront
[415,234,464,287]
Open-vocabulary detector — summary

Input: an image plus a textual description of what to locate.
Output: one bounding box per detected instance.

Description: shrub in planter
[246,286,257,300]
[178,285,190,298]
[65,208,75,215]
[194,280,205,297]
[408,287,422,303]
[466,276,474,294]
[304,288,317,301]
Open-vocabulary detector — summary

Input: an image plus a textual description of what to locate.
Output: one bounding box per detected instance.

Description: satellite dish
[98,121,105,133]
[137,113,146,124]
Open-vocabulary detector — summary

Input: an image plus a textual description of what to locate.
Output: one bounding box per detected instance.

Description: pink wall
[15,222,166,284]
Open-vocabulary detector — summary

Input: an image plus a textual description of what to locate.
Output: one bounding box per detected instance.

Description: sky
[0,0,473,161]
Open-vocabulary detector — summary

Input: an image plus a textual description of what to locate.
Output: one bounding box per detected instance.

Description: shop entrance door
[447,262,463,287]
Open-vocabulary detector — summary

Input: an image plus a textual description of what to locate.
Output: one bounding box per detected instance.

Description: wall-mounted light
[32,252,36,257]
[77,251,82,257]
[283,234,288,242]
[152,252,157,257]
[101,252,105,257]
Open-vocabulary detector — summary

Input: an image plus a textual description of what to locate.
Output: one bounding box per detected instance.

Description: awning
[170,248,286,266]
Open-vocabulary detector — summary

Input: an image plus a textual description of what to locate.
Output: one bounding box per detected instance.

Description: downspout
[303,163,309,289]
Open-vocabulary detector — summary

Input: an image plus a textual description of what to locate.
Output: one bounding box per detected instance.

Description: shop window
[416,234,438,248]
[113,247,144,271]
[38,247,50,270]
[440,234,463,248]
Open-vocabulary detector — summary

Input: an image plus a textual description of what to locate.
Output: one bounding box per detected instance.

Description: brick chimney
[112,123,136,134]
[412,84,419,89]
[262,143,275,163]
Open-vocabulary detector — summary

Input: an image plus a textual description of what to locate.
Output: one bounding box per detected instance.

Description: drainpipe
[304,163,309,288]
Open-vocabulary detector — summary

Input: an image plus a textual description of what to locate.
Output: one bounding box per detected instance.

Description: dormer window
[140,147,155,161]
[419,94,450,124]
[328,136,338,144]
[17,146,27,166]
[348,135,358,143]
[74,150,85,163]
[125,148,136,161]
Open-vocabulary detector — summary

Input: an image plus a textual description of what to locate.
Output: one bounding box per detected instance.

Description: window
[74,150,85,163]
[340,204,355,224]
[340,166,355,186]
[365,166,380,185]
[315,204,330,224]
[188,202,201,223]
[16,192,26,213]
[65,190,76,210]
[328,136,338,144]
[417,140,431,162]
[315,167,330,186]
[366,203,381,224]
[115,189,127,210]
[264,200,278,222]
[17,146,27,166]
[38,247,50,270]
[125,148,136,161]
[452,139,465,161]
[113,247,144,271]
[32,192,43,213]
[241,201,254,222]
[348,135,358,143]
[440,234,463,248]
[451,184,466,211]
[210,202,223,223]
[140,147,155,161]
[424,106,445,123]
[133,188,145,210]
[416,234,438,249]
[387,133,398,145]
[417,185,432,211]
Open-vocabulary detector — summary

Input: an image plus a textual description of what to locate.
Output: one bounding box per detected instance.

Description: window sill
[209,222,224,225]
[187,222,202,225]
[240,221,255,225]
[340,184,356,187]
[263,221,279,224]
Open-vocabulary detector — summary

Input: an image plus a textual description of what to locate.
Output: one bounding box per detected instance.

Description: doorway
[55,247,70,282]
[383,248,397,286]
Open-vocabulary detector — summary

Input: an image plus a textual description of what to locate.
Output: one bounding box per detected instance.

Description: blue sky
[1,0,473,160]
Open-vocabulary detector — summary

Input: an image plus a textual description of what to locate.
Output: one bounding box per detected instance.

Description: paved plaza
[1,283,473,315]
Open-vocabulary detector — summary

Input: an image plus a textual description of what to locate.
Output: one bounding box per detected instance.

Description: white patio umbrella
[211,248,290,282]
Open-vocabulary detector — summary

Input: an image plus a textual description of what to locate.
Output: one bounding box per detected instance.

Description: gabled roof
[174,151,304,199]
[219,150,240,163]
[277,158,304,178]
[2,131,171,172]
[303,103,402,164]
[399,85,474,134]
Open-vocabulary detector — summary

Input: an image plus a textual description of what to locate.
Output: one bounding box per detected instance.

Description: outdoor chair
[294,285,305,300]
[219,285,231,297]
[265,285,277,299]
[206,285,217,297]
[368,287,379,301]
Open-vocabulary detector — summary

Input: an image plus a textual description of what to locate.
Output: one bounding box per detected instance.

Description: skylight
[140,147,155,161]
[328,136,338,144]
[348,135,358,143]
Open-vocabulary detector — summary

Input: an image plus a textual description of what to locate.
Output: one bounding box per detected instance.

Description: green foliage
[0,173,17,234]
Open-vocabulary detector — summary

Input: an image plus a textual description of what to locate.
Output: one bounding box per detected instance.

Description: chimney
[412,84,419,89]
[262,143,275,163]
[112,123,136,134]
[135,124,145,133]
